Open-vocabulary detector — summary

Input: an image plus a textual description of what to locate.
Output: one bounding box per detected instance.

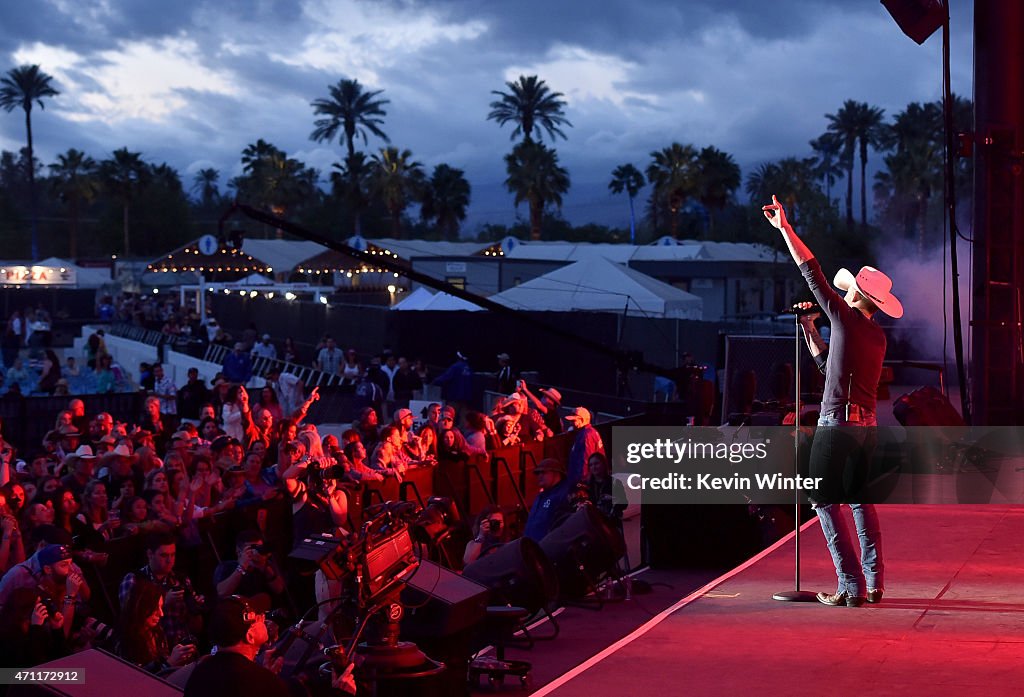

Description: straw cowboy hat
[834,266,904,319]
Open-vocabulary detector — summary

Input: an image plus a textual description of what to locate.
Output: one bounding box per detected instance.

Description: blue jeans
[813,410,884,596]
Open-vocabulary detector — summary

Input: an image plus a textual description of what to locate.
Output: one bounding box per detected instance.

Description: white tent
[391,286,435,310]
[419,292,484,311]
[489,256,703,319]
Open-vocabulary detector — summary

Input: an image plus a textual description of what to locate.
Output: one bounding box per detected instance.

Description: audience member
[523,458,571,541]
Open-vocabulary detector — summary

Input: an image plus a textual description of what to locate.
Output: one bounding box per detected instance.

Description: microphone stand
[773,314,816,602]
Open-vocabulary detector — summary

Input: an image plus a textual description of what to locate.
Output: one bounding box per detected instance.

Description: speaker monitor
[539,506,626,598]
[462,537,558,613]
[8,648,183,696]
[400,559,489,639]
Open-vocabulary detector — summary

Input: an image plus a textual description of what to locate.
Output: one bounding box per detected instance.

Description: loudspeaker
[8,648,182,696]
[882,0,945,45]
[400,560,489,638]
[539,506,626,598]
[893,386,965,427]
[462,537,558,613]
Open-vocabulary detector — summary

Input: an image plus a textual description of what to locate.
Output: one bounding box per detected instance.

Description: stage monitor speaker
[8,648,182,696]
[893,386,965,427]
[462,537,558,613]
[538,506,626,598]
[400,559,489,639]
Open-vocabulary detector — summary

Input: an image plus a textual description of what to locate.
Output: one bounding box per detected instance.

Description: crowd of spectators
[0,293,629,692]
[0,329,625,695]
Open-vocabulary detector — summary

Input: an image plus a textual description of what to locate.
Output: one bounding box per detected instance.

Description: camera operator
[463,505,507,565]
[281,434,350,547]
[184,596,359,697]
[119,532,206,647]
[214,530,284,607]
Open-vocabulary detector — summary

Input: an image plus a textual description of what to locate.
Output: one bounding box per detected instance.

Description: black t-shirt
[183,650,290,697]
[213,560,274,598]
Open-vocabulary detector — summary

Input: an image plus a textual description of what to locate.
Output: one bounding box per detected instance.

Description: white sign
[445,262,467,273]
[0,266,76,285]
[198,234,219,256]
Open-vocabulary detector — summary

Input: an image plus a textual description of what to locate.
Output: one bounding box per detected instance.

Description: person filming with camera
[214,530,285,608]
[463,505,507,565]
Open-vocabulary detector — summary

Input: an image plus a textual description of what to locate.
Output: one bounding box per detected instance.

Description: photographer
[281,434,350,546]
[119,533,206,647]
[214,530,285,607]
[463,505,507,565]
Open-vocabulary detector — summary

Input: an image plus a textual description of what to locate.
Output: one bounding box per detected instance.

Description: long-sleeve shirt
[800,259,886,415]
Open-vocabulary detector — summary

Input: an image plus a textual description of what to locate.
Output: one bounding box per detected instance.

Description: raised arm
[762,195,814,266]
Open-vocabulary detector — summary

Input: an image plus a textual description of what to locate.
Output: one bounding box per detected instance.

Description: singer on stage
[763,195,904,608]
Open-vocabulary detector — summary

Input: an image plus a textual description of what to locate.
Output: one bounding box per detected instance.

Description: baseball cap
[262,334,271,340]
[441,405,456,419]
[395,408,413,421]
[497,352,510,361]
[533,458,566,475]
[564,406,591,423]
[38,544,73,567]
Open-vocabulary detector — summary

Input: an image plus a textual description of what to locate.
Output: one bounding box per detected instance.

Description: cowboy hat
[834,266,904,319]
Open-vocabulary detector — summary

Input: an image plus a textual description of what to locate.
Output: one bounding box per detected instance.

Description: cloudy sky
[0,0,973,232]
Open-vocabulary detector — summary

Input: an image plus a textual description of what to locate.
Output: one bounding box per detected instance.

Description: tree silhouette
[420,164,471,240]
[646,143,698,239]
[0,64,59,260]
[695,146,741,236]
[608,164,645,243]
[488,75,572,143]
[49,149,99,258]
[311,79,389,235]
[826,100,886,228]
[369,147,425,238]
[99,148,149,256]
[504,141,570,241]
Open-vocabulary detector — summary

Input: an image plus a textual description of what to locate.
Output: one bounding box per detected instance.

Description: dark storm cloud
[0,1,974,229]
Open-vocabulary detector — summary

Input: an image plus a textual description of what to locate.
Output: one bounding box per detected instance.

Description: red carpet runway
[534,505,1024,697]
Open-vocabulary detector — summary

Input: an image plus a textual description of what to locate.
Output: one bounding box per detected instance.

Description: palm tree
[695,146,741,236]
[0,64,59,261]
[310,79,389,235]
[825,100,859,229]
[488,75,572,143]
[99,148,149,256]
[745,157,820,223]
[420,164,471,240]
[809,133,845,208]
[645,143,699,239]
[874,101,944,253]
[330,152,371,232]
[191,168,221,208]
[310,79,390,159]
[608,164,645,243]
[826,100,886,228]
[854,104,886,226]
[369,147,425,238]
[48,149,99,258]
[504,141,570,241]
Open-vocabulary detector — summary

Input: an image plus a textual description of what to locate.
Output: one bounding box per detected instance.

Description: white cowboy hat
[834,266,904,319]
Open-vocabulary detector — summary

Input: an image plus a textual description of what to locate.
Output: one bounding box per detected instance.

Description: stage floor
[532,505,1024,697]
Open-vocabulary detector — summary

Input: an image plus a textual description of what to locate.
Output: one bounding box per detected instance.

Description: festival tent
[488,256,703,319]
[390,286,436,310]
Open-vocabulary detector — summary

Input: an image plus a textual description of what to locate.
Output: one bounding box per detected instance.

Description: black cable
[218,202,681,382]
